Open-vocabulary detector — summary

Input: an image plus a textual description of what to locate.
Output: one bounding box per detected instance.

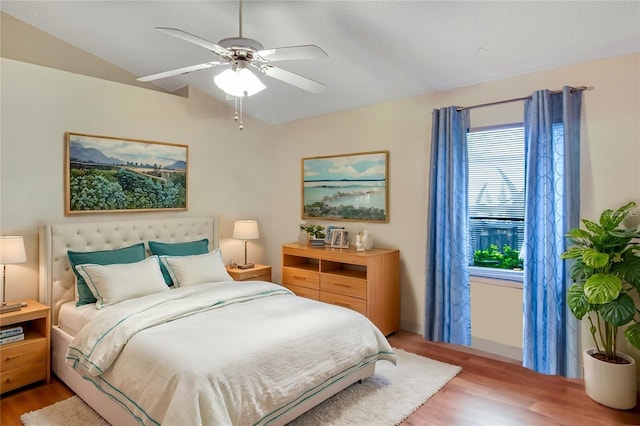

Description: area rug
[21,349,461,426]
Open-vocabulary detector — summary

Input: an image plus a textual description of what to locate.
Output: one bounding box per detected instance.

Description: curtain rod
[456,86,588,112]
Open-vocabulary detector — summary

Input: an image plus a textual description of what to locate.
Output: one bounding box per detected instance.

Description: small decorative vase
[298,230,309,246]
[362,231,374,250]
[583,348,637,410]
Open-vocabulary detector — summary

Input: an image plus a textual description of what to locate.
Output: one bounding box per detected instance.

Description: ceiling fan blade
[259,65,327,94]
[256,45,328,62]
[137,62,220,82]
[156,27,232,58]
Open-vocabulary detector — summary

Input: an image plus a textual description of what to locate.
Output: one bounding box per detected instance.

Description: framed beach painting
[302,150,389,222]
[65,132,188,215]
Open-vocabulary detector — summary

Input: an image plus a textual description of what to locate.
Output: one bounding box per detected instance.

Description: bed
[39,217,395,425]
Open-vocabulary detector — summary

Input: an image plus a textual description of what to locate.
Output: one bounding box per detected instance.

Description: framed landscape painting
[302,150,389,222]
[65,132,188,214]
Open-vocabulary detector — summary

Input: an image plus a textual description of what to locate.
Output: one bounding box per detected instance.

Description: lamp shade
[233,220,260,240]
[0,236,26,264]
[215,67,266,97]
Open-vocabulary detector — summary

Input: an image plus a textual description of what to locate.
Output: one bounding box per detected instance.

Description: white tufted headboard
[39,216,218,324]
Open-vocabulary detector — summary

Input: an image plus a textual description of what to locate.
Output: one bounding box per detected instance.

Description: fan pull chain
[233,96,244,130]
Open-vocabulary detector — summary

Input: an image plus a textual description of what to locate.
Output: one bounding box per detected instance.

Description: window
[468,124,524,281]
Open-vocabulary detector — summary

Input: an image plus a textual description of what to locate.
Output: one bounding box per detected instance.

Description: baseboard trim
[472,337,522,361]
[399,320,422,335]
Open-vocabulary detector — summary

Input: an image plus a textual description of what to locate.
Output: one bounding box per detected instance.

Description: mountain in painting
[166,160,186,170]
[69,142,124,165]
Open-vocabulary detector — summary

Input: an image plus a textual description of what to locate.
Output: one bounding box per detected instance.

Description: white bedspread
[66,281,395,425]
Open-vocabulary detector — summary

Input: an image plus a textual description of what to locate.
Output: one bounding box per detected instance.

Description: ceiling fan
[137,0,329,97]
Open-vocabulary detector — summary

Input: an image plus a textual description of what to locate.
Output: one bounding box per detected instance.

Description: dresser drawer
[282,267,319,290]
[0,359,47,393]
[0,339,46,373]
[320,292,367,316]
[320,273,367,299]
[285,284,320,300]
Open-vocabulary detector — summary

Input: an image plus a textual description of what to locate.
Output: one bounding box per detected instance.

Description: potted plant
[560,201,640,409]
[299,223,325,247]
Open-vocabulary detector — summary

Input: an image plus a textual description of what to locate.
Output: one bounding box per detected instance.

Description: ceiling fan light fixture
[214,66,265,97]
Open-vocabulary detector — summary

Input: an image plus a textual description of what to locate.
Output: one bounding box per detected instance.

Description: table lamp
[0,236,27,313]
[233,220,259,269]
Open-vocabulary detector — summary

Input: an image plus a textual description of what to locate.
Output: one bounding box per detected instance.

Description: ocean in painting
[304,180,386,210]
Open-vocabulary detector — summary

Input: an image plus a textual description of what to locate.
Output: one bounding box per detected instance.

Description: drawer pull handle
[334,283,351,288]
[5,354,22,361]
[293,276,307,280]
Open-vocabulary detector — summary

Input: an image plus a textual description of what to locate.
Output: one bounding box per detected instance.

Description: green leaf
[583,273,622,304]
[600,201,636,229]
[624,323,640,350]
[582,248,609,269]
[608,228,640,239]
[582,219,602,235]
[569,261,591,282]
[599,209,617,230]
[598,294,635,326]
[565,228,593,246]
[560,246,584,260]
[567,283,589,319]
[612,252,640,289]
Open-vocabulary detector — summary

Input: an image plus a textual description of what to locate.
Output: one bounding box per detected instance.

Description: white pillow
[75,256,168,309]
[159,249,233,287]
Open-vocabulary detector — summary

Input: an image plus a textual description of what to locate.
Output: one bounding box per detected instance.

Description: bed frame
[39,216,374,425]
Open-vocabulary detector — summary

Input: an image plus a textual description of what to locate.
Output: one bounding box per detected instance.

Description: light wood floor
[2,330,639,425]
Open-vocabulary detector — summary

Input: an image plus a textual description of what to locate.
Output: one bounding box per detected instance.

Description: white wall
[0,58,275,300]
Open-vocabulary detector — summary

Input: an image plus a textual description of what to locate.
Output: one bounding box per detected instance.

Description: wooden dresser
[281,243,400,335]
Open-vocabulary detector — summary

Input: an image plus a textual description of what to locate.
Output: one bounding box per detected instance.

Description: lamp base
[1,302,22,313]
[237,263,255,269]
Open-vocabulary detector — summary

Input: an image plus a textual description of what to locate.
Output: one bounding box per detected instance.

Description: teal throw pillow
[148,239,209,285]
[68,242,146,307]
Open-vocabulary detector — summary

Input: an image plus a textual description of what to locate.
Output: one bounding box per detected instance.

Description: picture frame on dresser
[65,132,188,215]
[330,229,349,248]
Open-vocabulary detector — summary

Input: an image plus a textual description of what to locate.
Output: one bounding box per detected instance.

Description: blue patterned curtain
[523,87,582,377]
[424,106,471,345]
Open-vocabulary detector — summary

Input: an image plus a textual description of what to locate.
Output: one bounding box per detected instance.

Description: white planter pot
[298,230,309,246]
[583,348,637,410]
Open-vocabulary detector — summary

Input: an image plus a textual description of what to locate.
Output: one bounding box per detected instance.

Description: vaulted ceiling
[2,1,639,124]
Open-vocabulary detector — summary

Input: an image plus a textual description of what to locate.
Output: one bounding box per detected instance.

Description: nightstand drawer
[1,359,47,393]
[282,267,319,289]
[320,274,367,299]
[0,338,46,372]
[320,292,367,316]
[285,284,320,300]
[239,272,271,282]
[234,271,271,281]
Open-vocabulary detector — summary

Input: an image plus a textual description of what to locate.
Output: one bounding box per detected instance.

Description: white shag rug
[20,395,110,426]
[21,349,461,426]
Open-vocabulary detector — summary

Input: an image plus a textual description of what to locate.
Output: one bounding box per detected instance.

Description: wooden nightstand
[0,299,50,394]
[226,264,272,282]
